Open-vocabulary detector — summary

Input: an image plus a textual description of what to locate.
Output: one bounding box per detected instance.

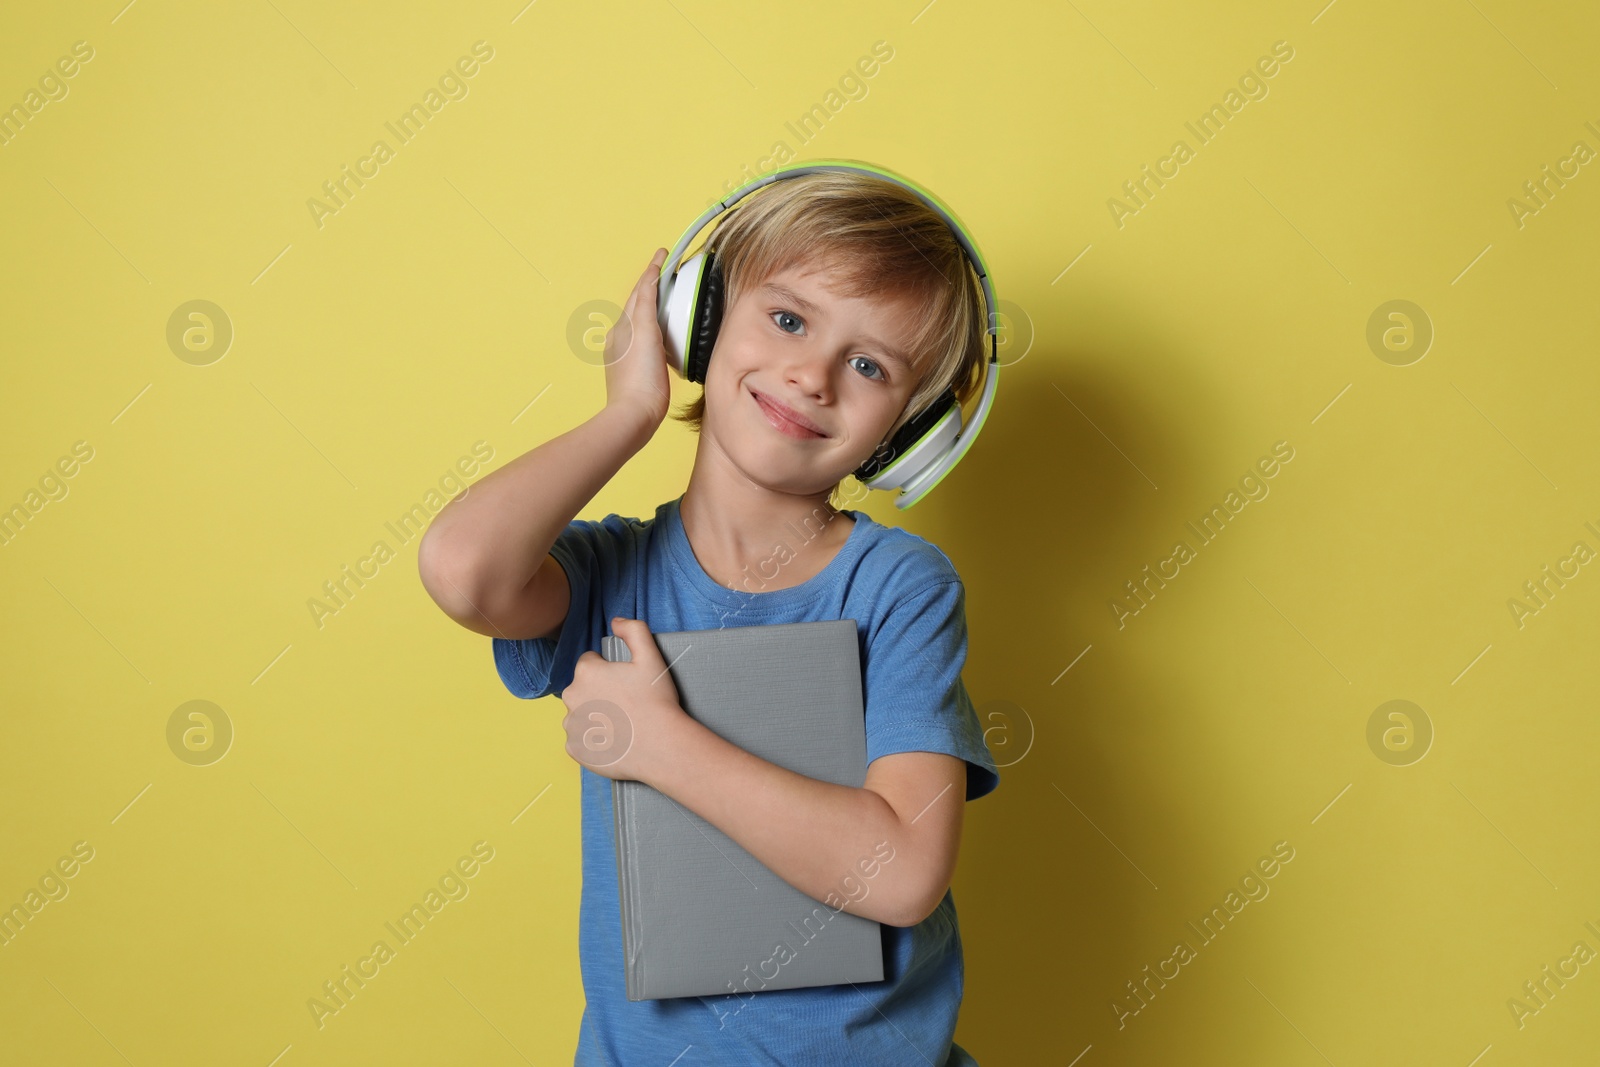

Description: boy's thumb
[610,617,657,658]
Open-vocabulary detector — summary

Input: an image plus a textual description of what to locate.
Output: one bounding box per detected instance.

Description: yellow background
[2,1,1597,1063]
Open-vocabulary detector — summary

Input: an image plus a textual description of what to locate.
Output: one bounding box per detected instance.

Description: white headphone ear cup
[659,251,706,380]
[859,406,962,492]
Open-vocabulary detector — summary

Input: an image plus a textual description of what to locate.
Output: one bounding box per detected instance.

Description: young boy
[418,169,999,1065]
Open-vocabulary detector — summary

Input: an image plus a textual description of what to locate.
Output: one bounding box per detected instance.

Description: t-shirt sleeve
[491,514,639,701]
[862,575,1000,801]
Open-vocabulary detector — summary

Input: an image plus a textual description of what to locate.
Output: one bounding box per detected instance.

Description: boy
[418,169,999,1065]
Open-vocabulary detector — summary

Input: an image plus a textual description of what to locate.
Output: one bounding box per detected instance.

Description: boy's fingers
[614,252,668,352]
[636,251,663,305]
[637,251,663,303]
[622,251,661,318]
[624,275,649,326]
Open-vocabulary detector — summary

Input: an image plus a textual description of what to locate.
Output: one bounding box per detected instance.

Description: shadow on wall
[929,320,1292,1062]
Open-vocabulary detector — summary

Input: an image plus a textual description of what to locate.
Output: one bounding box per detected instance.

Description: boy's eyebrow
[867,339,914,372]
[761,282,821,316]
[760,281,915,372]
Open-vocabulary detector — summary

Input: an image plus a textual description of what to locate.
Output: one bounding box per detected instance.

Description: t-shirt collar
[663,492,869,613]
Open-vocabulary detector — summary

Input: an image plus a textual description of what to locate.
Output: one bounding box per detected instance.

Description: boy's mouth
[750,388,828,440]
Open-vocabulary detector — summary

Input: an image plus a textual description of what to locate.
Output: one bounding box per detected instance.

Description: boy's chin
[703,422,859,495]
[728,452,851,498]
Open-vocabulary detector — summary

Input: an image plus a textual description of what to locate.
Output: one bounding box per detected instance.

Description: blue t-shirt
[492,492,999,1066]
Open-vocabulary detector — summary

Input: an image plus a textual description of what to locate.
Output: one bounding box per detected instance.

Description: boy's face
[700,257,925,497]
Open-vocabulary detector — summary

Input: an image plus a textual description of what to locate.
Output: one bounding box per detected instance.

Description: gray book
[601,618,885,1001]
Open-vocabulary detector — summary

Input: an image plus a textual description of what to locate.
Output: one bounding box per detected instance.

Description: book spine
[603,638,642,1000]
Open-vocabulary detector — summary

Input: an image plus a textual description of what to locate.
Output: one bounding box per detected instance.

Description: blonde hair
[668,168,987,455]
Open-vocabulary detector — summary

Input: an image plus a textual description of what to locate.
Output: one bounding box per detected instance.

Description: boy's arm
[418,404,652,636]
[418,250,669,637]
[649,723,966,929]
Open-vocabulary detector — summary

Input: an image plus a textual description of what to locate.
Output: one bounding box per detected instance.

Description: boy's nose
[780,351,835,402]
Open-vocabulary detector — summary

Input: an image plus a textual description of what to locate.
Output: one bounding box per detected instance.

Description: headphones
[656,159,1001,511]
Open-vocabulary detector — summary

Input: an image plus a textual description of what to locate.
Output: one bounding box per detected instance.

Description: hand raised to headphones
[602,248,672,437]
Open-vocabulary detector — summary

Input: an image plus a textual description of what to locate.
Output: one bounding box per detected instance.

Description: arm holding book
[653,716,966,930]
[562,616,965,929]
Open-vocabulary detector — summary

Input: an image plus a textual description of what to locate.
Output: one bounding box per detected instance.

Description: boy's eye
[849,355,886,382]
[771,310,804,334]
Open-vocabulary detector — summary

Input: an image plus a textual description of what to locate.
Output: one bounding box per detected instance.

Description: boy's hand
[602,249,672,436]
[560,617,690,783]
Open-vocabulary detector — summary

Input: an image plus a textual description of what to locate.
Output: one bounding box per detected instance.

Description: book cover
[603,618,885,1001]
